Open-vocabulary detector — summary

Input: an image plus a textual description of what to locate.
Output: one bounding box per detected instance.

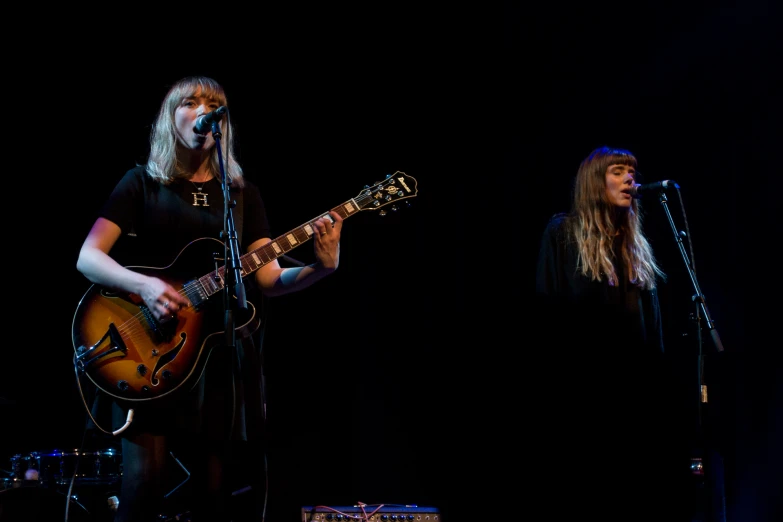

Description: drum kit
[0,397,194,521]
[0,448,122,522]
[1,448,195,522]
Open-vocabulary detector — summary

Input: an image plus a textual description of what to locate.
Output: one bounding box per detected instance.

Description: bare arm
[76,217,191,321]
[252,211,343,297]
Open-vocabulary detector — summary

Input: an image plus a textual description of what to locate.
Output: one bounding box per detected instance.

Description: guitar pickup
[212,253,224,282]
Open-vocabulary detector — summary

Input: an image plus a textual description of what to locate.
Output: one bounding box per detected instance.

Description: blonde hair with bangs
[145,76,245,188]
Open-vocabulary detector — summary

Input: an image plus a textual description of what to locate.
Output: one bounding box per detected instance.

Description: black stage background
[1,3,781,521]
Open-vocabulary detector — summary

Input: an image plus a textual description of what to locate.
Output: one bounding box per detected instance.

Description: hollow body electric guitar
[72,172,418,402]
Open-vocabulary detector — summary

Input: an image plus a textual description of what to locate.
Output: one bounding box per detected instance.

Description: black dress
[82,165,271,521]
[531,213,692,521]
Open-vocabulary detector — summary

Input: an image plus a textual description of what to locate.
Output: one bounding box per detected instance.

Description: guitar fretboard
[196,195,368,298]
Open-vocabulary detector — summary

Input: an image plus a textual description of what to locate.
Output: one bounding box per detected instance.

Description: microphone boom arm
[658,191,723,352]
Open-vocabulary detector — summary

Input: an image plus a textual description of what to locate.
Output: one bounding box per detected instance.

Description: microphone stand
[656,190,726,522]
[658,191,724,353]
[209,119,247,355]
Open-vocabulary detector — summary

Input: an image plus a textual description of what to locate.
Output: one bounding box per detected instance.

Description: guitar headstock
[355,171,418,214]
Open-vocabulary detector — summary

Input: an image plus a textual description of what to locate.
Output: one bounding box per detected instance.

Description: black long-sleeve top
[535,212,664,356]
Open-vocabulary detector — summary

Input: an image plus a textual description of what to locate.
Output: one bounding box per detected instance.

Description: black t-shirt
[101,165,271,270]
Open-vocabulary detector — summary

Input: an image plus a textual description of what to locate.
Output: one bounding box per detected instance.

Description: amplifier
[301,505,441,522]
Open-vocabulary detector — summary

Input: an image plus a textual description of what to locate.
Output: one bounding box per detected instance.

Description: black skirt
[85,334,266,444]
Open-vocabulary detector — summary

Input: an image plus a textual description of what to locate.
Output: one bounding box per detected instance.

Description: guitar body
[72,237,258,403]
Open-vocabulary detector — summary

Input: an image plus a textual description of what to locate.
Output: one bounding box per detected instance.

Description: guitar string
[114,284,198,340]
[110,210,345,340]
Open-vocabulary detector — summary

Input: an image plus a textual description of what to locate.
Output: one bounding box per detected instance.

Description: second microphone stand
[654,187,726,522]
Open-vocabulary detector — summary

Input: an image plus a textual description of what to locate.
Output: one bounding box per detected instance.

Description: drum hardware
[164,451,191,499]
[12,449,122,486]
[34,448,122,486]
[4,448,122,522]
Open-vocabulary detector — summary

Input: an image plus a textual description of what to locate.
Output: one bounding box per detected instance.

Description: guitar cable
[112,409,135,436]
[72,354,135,436]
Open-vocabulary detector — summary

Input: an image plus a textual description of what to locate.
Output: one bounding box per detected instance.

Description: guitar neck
[192,170,417,299]
[196,198,359,298]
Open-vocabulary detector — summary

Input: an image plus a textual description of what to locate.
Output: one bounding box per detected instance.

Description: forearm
[251,218,341,297]
[262,262,336,297]
[76,247,150,295]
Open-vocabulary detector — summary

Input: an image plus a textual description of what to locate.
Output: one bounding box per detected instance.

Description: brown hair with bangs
[566,146,664,289]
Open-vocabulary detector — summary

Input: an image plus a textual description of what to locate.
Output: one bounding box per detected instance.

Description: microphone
[630,180,680,198]
[193,106,227,134]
